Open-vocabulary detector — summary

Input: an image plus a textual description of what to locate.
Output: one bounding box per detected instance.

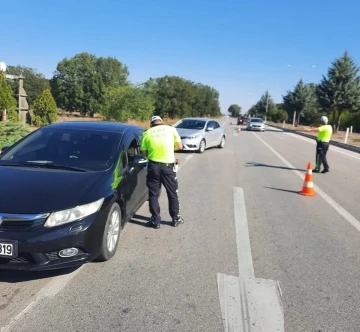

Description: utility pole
[292,110,297,127]
[265,91,269,122]
[0,61,29,123]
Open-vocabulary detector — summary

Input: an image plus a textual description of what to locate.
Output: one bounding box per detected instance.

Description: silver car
[246,118,265,132]
[173,117,226,153]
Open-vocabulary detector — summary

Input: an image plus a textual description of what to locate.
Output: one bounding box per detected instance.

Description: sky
[1,0,360,113]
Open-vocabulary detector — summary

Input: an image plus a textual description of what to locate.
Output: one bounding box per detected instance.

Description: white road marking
[178,154,194,171]
[253,132,360,232]
[233,187,254,278]
[217,187,284,332]
[1,268,83,332]
[2,154,196,332]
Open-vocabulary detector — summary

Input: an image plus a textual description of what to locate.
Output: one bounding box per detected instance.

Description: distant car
[237,116,249,125]
[173,117,226,153]
[246,118,265,132]
[0,121,149,271]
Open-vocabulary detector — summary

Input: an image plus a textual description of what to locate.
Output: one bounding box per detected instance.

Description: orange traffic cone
[299,162,316,196]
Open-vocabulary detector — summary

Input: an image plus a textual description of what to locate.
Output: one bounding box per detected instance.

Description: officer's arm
[173,128,183,150]
[140,134,148,157]
[305,127,320,132]
[174,141,183,151]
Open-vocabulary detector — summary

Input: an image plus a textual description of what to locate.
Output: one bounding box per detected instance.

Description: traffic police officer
[140,116,184,229]
[306,115,333,173]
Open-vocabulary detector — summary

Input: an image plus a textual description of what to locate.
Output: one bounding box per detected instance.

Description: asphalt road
[1,118,360,332]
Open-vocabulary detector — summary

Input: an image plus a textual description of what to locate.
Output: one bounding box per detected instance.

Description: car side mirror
[206,127,214,132]
[0,146,10,154]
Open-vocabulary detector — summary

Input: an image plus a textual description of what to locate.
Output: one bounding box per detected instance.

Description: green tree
[0,122,31,149]
[248,105,257,117]
[193,84,221,117]
[147,76,221,119]
[6,65,51,107]
[0,72,18,122]
[283,79,316,126]
[269,108,288,123]
[228,104,241,117]
[316,51,360,132]
[151,76,196,118]
[102,84,155,122]
[50,52,129,117]
[32,89,58,126]
[253,91,277,119]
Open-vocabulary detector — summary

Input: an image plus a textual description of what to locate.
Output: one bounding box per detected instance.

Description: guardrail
[267,125,360,154]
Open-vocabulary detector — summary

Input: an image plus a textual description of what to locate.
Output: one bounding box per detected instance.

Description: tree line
[0,52,221,127]
[229,51,360,133]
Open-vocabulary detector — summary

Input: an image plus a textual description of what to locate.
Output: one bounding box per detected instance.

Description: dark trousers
[315,141,330,171]
[147,161,181,224]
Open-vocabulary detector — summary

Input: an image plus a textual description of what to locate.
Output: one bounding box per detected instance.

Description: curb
[267,125,360,154]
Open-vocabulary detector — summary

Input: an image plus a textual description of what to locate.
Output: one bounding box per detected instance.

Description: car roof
[250,118,263,120]
[180,117,214,121]
[43,121,144,134]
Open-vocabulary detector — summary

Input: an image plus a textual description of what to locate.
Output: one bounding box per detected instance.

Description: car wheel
[98,203,121,261]
[218,136,225,148]
[198,139,206,153]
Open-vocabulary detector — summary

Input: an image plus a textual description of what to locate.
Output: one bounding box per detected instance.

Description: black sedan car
[0,121,149,271]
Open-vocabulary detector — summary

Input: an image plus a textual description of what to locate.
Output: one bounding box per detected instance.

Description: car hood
[0,166,105,214]
[176,128,203,137]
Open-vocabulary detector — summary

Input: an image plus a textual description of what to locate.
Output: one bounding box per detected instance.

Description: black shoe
[321,169,329,174]
[147,218,160,229]
[313,169,320,173]
[172,217,184,227]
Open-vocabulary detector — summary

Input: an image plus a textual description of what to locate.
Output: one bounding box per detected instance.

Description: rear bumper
[0,211,107,271]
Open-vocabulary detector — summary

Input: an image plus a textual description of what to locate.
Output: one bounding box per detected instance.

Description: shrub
[0,122,31,149]
[33,89,58,127]
[0,72,18,123]
[269,109,288,123]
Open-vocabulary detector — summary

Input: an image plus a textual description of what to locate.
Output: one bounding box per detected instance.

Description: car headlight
[44,198,105,228]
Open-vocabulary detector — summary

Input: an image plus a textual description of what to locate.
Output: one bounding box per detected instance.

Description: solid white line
[253,132,360,233]
[1,267,83,332]
[233,187,254,278]
[217,187,284,332]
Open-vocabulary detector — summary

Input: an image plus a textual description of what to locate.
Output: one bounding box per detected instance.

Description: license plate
[0,241,16,258]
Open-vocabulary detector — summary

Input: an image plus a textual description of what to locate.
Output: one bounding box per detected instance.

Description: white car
[173,117,226,153]
[246,118,265,132]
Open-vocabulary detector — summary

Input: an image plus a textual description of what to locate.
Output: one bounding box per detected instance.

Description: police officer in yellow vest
[140,116,184,229]
[306,115,333,173]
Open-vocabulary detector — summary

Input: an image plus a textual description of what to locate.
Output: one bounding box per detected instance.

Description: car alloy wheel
[98,203,121,261]
[198,139,206,153]
[107,210,120,252]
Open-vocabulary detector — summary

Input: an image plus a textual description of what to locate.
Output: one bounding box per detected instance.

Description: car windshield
[175,119,206,130]
[250,118,263,123]
[0,127,122,172]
